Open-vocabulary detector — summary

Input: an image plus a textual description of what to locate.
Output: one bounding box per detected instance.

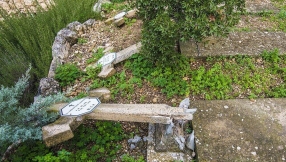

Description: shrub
[55,63,81,87]
[130,0,245,65]
[0,66,67,157]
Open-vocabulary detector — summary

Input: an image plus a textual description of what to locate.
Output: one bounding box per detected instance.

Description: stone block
[113,17,125,27]
[42,116,84,147]
[105,17,114,25]
[98,64,116,78]
[125,9,137,18]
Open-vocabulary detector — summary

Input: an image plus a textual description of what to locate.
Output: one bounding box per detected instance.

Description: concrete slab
[192,98,286,162]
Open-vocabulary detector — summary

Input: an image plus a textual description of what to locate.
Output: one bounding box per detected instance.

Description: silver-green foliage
[0,66,68,144]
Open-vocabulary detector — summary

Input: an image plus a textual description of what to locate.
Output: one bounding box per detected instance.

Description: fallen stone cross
[42,103,193,147]
[97,42,141,78]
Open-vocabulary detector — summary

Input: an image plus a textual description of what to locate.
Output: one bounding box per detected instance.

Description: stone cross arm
[43,103,193,147]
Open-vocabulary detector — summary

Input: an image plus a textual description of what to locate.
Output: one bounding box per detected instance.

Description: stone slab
[113,42,141,64]
[192,98,286,161]
[181,31,286,57]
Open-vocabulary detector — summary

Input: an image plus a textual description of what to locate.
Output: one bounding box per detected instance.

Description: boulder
[39,77,60,97]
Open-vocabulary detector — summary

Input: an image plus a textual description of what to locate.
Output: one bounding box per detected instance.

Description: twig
[1,140,22,162]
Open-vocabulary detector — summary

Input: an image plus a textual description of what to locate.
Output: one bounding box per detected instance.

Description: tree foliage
[130,0,245,64]
[0,66,67,145]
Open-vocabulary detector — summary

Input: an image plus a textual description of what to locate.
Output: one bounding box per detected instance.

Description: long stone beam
[42,103,193,147]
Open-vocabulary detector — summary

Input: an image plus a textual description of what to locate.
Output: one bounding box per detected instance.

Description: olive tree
[130,0,245,65]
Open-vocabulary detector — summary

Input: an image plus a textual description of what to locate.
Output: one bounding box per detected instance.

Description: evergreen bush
[0,66,67,154]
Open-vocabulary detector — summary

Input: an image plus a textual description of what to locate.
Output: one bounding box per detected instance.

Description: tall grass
[0,0,101,87]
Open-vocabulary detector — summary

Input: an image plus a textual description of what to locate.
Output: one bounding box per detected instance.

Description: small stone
[251,152,256,156]
[153,98,158,103]
[125,9,137,18]
[224,105,229,109]
[130,144,136,150]
[237,146,241,151]
[171,98,176,103]
[104,17,114,25]
[113,18,125,27]
[255,146,258,150]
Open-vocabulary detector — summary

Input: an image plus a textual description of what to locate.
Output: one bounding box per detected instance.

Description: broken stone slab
[97,64,116,78]
[114,17,125,27]
[96,42,141,78]
[147,123,194,161]
[42,103,194,147]
[88,87,111,101]
[125,9,137,19]
[42,116,84,147]
[180,31,286,57]
[113,42,142,64]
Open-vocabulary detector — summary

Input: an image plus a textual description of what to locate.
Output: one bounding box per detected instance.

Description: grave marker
[60,97,101,116]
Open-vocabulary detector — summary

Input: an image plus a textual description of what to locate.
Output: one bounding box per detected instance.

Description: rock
[179,98,190,109]
[125,9,137,18]
[88,87,111,101]
[130,144,136,150]
[83,19,96,27]
[105,17,114,25]
[93,0,111,13]
[128,135,142,144]
[165,121,174,135]
[113,17,125,27]
[186,130,195,151]
[39,77,60,97]
[93,2,101,13]
[152,98,158,103]
[174,136,185,151]
[98,64,116,78]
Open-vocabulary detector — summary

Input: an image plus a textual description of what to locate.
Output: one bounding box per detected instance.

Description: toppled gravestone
[97,42,142,78]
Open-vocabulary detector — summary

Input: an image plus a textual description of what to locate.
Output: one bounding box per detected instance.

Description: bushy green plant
[130,0,245,64]
[33,149,71,162]
[55,63,81,87]
[60,121,125,162]
[0,67,67,158]
[121,154,145,162]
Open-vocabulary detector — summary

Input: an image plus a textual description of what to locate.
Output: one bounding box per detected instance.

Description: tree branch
[1,140,22,162]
